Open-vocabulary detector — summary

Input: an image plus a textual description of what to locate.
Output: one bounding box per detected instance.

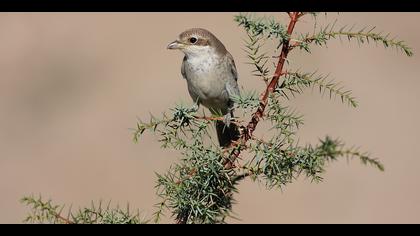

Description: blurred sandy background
[0,12,419,223]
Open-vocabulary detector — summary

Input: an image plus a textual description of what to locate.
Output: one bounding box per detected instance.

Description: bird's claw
[191,103,200,112]
[223,113,232,127]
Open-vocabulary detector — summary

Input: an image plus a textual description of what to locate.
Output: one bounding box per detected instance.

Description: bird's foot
[191,103,200,113]
[223,113,232,127]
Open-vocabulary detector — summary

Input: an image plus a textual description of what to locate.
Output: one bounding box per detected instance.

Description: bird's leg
[223,112,232,128]
[191,100,200,113]
[223,108,236,128]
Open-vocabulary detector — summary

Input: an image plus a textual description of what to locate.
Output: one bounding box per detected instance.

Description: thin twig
[56,213,74,224]
[193,115,244,126]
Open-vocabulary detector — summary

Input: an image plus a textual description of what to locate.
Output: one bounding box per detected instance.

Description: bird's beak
[167,40,183,50]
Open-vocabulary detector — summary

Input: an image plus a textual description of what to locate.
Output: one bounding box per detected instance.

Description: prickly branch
[21,195,147,224]
[22,12,412,224]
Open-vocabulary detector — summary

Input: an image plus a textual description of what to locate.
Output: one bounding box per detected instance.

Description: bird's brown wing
[225,53,240,98]
[226,53,238,81]
[217,53,241,147]
[181,56,187,80]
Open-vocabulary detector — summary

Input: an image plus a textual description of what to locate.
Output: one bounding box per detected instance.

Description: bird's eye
[189,37,198,44]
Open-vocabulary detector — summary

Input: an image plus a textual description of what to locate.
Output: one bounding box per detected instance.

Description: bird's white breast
[184,47,230,113]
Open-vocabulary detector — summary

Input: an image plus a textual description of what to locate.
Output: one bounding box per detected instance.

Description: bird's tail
[215,120,240,147]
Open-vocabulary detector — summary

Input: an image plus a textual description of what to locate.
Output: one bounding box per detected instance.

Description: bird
[167,28,240,147]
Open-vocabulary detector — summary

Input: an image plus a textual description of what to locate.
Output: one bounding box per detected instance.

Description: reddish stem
[226,12,301,167]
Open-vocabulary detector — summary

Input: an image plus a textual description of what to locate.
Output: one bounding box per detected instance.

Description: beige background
[0,12,419,223]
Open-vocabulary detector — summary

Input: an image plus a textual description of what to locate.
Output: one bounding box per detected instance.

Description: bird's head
[167,28,227,57]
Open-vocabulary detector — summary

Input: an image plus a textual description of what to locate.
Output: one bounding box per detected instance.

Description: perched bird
[167,28,240,147]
